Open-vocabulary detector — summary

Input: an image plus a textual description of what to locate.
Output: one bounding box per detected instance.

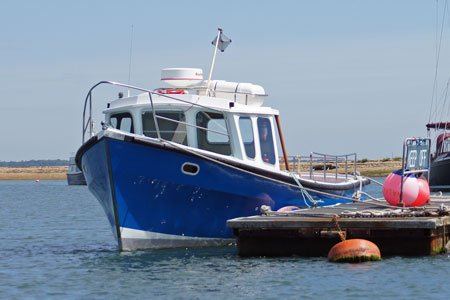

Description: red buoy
[411,178,430,207]
[328,239,381,262]
[277,206,300,212]
[382,170,429,207]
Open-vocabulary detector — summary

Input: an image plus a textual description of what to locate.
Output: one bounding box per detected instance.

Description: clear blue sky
[1,0,447,161]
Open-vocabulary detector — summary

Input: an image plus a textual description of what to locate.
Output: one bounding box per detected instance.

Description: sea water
[1,179,450,299]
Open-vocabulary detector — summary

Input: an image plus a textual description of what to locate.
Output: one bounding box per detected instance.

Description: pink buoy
[382,170,419,206]
[411,178,430,207]
[277,206,300,212]
[35,179,40,183]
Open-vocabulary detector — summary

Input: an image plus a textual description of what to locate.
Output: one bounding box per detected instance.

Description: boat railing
[82,81,230,144]
[282,152,358,182]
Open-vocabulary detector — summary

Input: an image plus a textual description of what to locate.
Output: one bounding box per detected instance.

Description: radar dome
[161,68,203,88]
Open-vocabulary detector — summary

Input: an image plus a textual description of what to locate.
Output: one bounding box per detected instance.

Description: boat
[426,3,450,192]
[75,31,369,250]
[426,122,450,191]
[67,156,86,185]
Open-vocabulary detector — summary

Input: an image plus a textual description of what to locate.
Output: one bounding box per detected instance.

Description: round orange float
[328,239,381,262]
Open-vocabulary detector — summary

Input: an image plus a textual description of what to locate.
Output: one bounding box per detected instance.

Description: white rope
[365,177,384,187]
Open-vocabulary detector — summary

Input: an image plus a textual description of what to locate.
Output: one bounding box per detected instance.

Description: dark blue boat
[427,122,450,191]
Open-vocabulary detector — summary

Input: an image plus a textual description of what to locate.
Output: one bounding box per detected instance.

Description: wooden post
[275,115,290,172]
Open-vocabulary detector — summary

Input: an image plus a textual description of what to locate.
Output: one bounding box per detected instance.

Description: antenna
[127,24,134,97]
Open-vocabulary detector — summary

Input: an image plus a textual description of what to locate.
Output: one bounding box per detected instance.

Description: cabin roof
[105,92,278,115]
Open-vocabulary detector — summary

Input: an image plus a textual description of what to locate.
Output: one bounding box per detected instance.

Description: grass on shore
[0,166,68,180]
[359,169,396,177]
[0,160,400,180]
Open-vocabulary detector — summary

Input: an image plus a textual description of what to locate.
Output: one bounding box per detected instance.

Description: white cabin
[101,69,281,171]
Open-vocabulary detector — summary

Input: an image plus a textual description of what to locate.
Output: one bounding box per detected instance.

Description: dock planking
[227,198,450,257]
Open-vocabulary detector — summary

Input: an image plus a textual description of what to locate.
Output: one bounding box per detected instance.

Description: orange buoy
[328,239,381,262]
[277,206,300,212]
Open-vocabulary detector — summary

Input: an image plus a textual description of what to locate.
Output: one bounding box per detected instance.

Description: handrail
[82,81,231,144]
[281,152,358,182]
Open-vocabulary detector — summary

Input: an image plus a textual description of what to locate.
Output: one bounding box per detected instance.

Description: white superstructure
[102,68,279,171]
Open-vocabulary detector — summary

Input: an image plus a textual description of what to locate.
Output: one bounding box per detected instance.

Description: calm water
[1,179,450,299]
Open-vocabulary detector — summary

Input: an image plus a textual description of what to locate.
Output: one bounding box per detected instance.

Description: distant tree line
[0,159,69,167]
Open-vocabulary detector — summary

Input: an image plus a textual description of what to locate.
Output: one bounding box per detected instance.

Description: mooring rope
[156,138,446,212]
[332,214,346,241]
[288,171,323,208]
[161,138,375,203]
[365,176,384,187]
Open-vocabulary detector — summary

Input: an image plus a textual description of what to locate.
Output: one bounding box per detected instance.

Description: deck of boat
[299,172,358,184]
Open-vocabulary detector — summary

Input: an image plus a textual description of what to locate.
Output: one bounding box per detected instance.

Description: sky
[1,0,449,161]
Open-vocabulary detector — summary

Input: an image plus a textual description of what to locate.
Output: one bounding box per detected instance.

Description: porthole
[181,162,200,176]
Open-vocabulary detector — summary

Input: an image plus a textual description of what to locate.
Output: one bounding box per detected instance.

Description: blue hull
[79,136,360,249]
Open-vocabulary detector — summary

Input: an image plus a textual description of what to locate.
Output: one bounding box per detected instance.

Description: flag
[211,32,231,52]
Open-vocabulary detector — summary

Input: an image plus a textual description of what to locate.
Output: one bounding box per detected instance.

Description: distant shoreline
[0,160,402,180]
[0,166,68,180]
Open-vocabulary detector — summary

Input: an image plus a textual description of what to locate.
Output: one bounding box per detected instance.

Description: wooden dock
[227,198,450,257]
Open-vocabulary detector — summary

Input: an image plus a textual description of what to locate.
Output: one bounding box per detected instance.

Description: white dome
[161,68,203,88]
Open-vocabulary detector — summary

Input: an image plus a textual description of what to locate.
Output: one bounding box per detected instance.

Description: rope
[260,205,357,217]
[430,192,450,202]
[161,138,373,204]
[359,192,395,208]
[339,205,450,218]
[142,137,450,213]
[262,204,450,220]
[157,137,447,212]
[288,171,323,208]
[365,176,384,187]
[161,137,441,211]
[332,214,346,241]
[429,0,446,122]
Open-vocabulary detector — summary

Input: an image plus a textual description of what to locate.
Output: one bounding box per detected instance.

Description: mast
[275,115,290,172]
[206,28,222,96]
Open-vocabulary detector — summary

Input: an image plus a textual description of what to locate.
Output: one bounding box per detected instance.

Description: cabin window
[142,111,187,145]
[440,138,450,154]
[239,117,255,159]
[257,117,275,164]
[110,112,134,133]
[196,111,231,155]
